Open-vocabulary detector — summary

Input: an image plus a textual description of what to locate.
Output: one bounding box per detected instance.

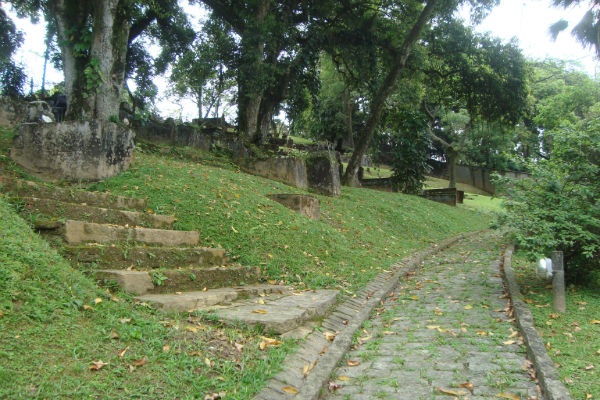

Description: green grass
[0,127,492,398]
[288,135,315,145]
[512,253,600,399]
[0,195,296,399]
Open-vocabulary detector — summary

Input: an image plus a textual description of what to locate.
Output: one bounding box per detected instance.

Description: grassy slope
[0,196,296,399]
[0,128,492,398]
[87,143,491,291]
[512,254,600,399]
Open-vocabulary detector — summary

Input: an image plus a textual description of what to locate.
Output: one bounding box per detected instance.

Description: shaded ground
[325,231,540,399]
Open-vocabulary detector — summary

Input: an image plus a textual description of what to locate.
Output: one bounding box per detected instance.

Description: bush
[498,117,600,284]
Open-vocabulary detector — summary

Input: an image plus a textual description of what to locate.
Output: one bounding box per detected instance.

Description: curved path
[324,231,541,399]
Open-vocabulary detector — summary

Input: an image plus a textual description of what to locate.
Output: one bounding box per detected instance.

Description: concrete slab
[136,284,289,312]
[216,289,339,334]
[64,220,199,246]
[0,177,147,210]
[95,270,153,295]
[23,197,174,228]
[64,245,229,269]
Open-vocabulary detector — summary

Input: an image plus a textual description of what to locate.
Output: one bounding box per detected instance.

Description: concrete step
[19,197,174,228]
[136,284,291,311]
[62,220,199,246]
[95,266,261,295]
[0,176,147,210]
[214,289,339,334]
[62,244,229,270]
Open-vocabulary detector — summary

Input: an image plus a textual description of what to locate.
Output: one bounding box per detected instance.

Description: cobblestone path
[324,232,540,400]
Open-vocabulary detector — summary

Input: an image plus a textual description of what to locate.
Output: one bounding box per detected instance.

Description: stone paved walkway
[324,232,541,400]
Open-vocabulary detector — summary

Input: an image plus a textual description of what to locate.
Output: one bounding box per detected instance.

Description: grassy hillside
[0,128,492,398]
[86,142,492,291]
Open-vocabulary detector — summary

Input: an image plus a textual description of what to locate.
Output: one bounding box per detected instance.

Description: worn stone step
[136,284,291,311]
[62,245,229,270]
[95,266,261,295]
[0,176,146,210]
[62,220,199,246]
[19,197,174,228]
[214,289,339,334]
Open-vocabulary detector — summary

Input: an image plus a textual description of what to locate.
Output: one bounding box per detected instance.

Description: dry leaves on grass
[204,391,226,400]
[259,336,282,350]
[89,360,108,371]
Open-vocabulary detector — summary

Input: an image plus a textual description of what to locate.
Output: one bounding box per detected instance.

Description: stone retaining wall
[11,120,135,181]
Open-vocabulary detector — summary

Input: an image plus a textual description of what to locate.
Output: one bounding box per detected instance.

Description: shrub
[498,117,600,284]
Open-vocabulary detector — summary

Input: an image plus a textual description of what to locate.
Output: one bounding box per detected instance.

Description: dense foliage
[499,117,600,284]
[0,8,26,96]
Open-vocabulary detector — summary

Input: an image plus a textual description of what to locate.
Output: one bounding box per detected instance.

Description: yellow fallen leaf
[119,346,129,358]
[319,346,328,355]
[268,280,277,285]
[436,387,460,396]
[259,337,282,350]
[591,320,600,325]
[338,376,352,381]
[231,226,238,233]
[503,340,516,345]
[162,344,170,353]
[324,332,336,342]
[346,360,360,366]
[252,309,268,314]
[427,325,441,330]
[94,298,103,305]
[497,393,520,400]
[464,305,473,310]
[411,296,419,300]
[186,326,199,333]
[132,357,147,367]
[436,327,449,333]
[204,357,212,367]
[477,331,487,336]
[282,386,298,394]
[119,318,131,324]
[110,329,119,340]
[82,305,93,311]
[459,382,474,393]
[383,331,395,335]
[89,360,108,371]
[267,253,274,258]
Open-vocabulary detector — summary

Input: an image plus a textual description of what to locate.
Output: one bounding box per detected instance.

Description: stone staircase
[1,176,338,335]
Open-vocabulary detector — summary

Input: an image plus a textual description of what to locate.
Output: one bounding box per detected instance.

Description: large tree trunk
[447,149,458,188]
[342,0,439,186]
[53,0,130,121]
[342,87,354,150]
[237,0,269,144]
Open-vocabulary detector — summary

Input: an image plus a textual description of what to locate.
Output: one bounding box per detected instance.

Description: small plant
[150,271,168,286]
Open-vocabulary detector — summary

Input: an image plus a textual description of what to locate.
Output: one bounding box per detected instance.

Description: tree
[421,20,529,187]
[170,18,236,120]
[197,0,327,145]
[549,0,600,55]
[0,7,26,96]
[499,116,600,284]
[8,0,193,121]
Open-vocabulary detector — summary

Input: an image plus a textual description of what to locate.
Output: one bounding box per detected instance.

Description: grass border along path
[502,246,572,400]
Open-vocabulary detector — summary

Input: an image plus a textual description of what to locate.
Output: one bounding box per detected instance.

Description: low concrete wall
[11,120,135,181]
[268,194,320,220]
[306,151,341,197]
[420,188,457,207]
[241,156,308,190]
[429,161,530,194]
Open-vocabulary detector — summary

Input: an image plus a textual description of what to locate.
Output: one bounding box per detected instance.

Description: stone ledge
[502,246,572,400]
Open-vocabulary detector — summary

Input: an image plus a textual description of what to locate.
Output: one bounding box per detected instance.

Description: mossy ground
[0,128,492,398]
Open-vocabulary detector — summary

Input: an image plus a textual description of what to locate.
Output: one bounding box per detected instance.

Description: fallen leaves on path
[303,361,318,377]
[436,387,466,396]
[319,346,328,355]
[282,386,299,394]
[337,375,351,381]
[496,393,520,400]
[459,382,474,394]
[328,381,342,392]
[346,360,360,366]
[252,309,268,314]
[324,332,336,342]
